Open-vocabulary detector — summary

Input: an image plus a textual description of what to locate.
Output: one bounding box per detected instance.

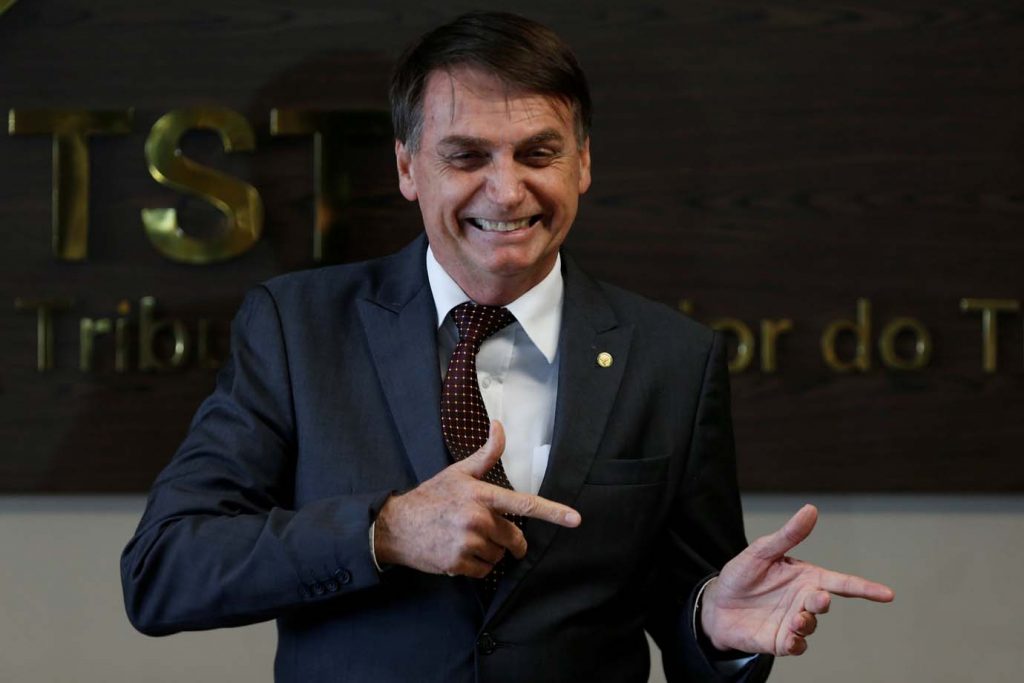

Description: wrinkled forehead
[420,66,575,139]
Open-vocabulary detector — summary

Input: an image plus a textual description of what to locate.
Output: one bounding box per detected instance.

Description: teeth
[471,217,532,232]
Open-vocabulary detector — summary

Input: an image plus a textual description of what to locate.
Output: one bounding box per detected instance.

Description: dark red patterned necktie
[440,301,519,598]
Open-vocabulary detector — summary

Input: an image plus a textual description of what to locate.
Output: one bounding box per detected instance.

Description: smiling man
[122,12,892,683]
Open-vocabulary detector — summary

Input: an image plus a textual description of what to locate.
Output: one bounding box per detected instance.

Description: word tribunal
[11,296,1021,375]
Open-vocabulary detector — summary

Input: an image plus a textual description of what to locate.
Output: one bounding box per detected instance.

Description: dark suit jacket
[121,235,772,682]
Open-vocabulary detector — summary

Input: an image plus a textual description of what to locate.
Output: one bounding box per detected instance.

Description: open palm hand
[700,505,894,656]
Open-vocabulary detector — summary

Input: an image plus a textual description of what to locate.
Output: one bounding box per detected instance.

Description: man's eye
[446,151,486,165]
[521,148,558,165]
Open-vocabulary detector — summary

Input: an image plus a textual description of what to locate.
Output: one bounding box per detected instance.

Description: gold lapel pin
[596,351,613,368]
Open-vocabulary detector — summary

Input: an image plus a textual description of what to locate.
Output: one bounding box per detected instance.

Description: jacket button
[334,569,351,585]
[312,583,326,596]
[325,580,339,593]
[477,632,496,655]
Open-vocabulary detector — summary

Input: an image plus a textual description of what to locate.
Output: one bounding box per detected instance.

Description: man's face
[396,66,591,304]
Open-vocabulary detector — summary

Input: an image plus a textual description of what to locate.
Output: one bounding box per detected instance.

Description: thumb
[454,420,505,479]
[753,503,818,560]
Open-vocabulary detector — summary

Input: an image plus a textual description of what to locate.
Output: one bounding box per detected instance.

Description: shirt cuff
[692,576,716,643]
[368,520,384,573]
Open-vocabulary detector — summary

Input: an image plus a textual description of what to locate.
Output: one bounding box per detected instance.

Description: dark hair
[390,12,592,151]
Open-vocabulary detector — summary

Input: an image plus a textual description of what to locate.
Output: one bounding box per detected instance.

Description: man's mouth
[466,215,543,232]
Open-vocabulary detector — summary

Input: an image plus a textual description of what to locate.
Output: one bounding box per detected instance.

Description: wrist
[698,577,731,653]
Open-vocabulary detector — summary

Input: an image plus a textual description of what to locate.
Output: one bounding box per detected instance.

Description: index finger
[821,570,895,603]
[480,486,581,528]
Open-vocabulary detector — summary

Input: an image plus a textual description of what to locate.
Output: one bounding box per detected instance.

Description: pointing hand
[374,421,581,577]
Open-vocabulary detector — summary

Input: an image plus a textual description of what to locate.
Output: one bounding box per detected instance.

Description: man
[122,12,893,682]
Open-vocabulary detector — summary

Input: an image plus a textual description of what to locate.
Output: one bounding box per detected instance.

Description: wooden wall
[1,0,1022,491]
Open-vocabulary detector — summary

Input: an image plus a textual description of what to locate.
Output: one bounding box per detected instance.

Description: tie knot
[450,302,515,348]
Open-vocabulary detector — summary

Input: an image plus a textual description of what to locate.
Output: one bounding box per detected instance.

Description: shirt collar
[425,246,563,364]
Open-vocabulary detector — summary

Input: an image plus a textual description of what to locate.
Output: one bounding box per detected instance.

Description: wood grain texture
[0,0,1021,491]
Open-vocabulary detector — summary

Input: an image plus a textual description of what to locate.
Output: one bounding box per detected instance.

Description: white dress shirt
[426,247,561,495]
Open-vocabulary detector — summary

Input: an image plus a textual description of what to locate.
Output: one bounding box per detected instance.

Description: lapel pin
[596,351,613,368]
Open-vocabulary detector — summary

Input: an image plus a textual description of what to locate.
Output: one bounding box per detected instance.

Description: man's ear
[577,137,592,195]
[395,139,418,201]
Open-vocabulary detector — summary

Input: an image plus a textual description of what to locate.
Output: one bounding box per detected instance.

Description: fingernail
[565,511,581,525]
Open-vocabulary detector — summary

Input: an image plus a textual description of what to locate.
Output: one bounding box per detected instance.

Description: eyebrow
[437,128,566,150]
[437,135,489,149]
[523,129,565,145]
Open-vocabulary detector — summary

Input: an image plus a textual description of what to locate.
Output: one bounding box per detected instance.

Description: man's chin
[475,248,553,278]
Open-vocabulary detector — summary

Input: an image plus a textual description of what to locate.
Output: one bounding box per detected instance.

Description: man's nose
[484,156,526,208]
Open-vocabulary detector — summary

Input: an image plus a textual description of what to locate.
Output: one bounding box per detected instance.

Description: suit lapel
[357,236,451,484]
[488,254,633,619]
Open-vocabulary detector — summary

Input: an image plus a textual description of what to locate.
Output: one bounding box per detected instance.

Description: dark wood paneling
[1,1,1021,491]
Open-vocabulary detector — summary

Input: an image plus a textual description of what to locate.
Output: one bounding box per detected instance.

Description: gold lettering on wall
[710,317,756,372]
[8,109,133,260]
[760,318,793,373]
[270,109,392,261]
[14,298,72,370]
[821,298,872,372]
[11,293,1021,374]
[878,317,932,371]
[141,107,263,264]
[138,296,189,371]
[79,317,112,371]
[959,298,1020,373]
[14,296,225,373]
[115,300,132,373]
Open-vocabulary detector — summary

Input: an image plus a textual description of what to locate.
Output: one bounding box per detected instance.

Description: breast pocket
[584,455,672,486]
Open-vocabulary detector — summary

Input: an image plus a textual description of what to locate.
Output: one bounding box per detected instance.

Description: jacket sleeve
[645,332,774,682]
[120,285,392,636]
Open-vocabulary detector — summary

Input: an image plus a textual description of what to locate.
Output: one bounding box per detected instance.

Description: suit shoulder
[259,258,374,297]
[595,280,715,354]
[255,247,413,309]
